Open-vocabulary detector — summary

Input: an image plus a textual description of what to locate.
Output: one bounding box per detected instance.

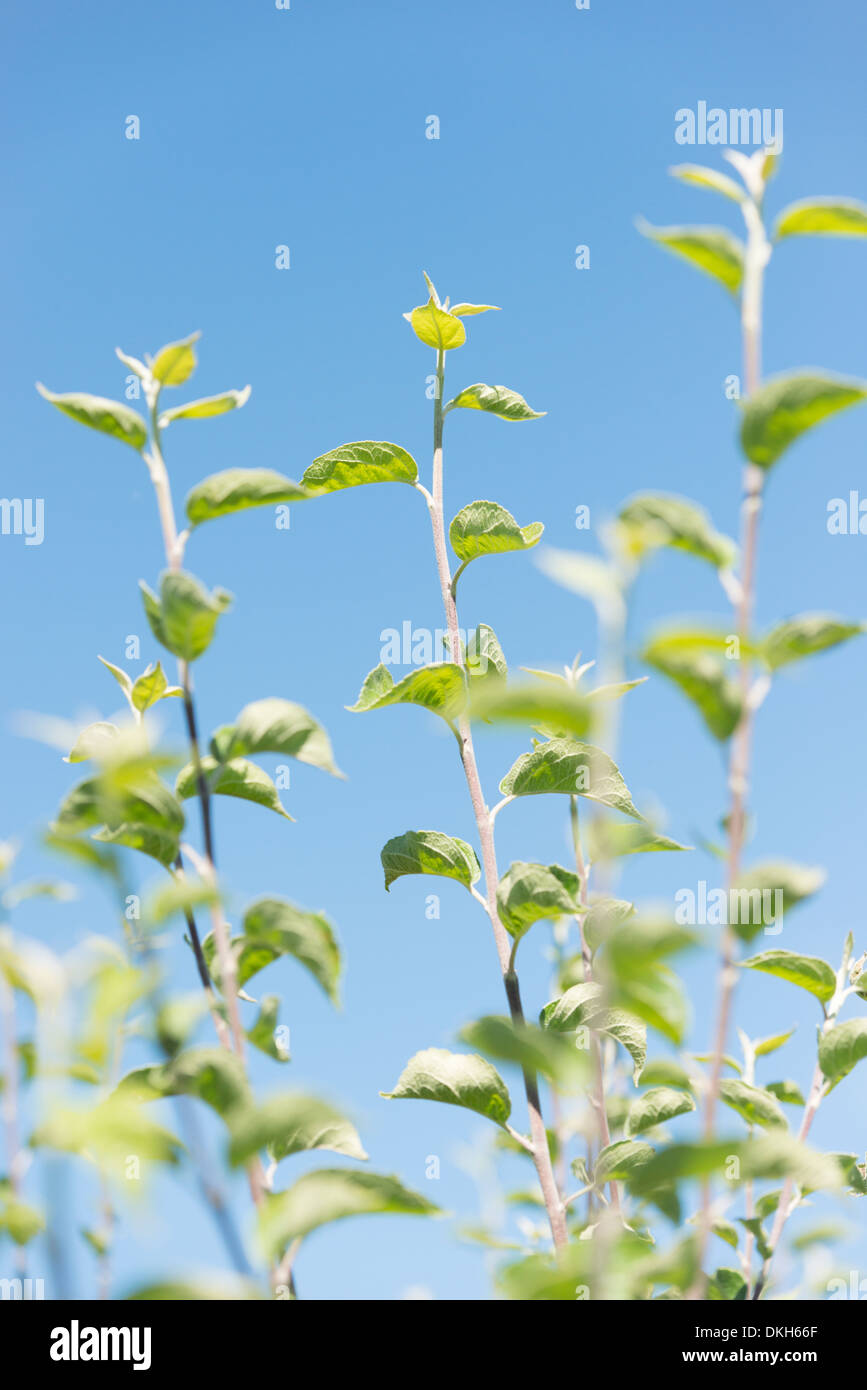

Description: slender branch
[427,347,567,1248]
[570,796,620,1213]
[693,183,771,1290]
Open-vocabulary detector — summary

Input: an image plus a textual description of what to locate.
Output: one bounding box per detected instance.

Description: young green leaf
[668,163,745,203]
[774,198,867,240]
[64,722,119,764]
[240,897,341,1004]
[444,383,545,421]
[637,220,745,295]
[582,897,636,952]
[765,1080,805,1106]
[753,1028,796,1058]
[740,371,867,468]
[214,697,343,778]
[740,949,836,1004]
[185,468,309,525]
[36,385,147,451]
[258,1169,439,1259]
[93,823,181,869]
[131,661,183,714]
[382,1047,511,1125]
[625,1086,696,1137]
[404,296,466,350]
[380,829,480,892]
[588,821,692,858]
[496,861,580,939]
[348,662,466,722]
[638,1059,694,1091]
[458,1015,588,1086]
[719,1079,787,1130]
[245,996,289,1062]
[175,756,293,820]
[761,613,864,669]
[449,500,543,565]
[302,441,419,494]
[140,572,232,663]
[465,623,508,690]
[734,861,825,919]
[468,682,594,739]
[618,493,737,569]
[818,1018,867,1082]
[449,302,500,317]
[227,1093,367,1166]
[150,332,200,387]
[159,385,251,427]
[642,644,742,740]
[595,1140,655,1185]
[114,1047,249,1118]
[499,739,641,818]
[540,983,647,1082]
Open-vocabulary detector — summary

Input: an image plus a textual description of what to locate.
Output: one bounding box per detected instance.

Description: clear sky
[2,0,866,1299]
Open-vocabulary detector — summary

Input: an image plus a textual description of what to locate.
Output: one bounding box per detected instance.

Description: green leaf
[541,983,647,1083]
[159,385,251,427]
[302,441,418,494]
[1,1199,44,1246]
[240,897,341,1004]
[56,772,185,836]
[382,1047,511,1125]
[92,823,179,868]
[381,830,480,892]
[496,862,580,939]
[625,1086,696,1137]
[741,371,867,469]
[668,163,745,203]
[115,1047,248,1118]
[348,662,466,722]
[618,493,736,569]
[258,1169,439,1259]
[140,572,232,663]
[245,996,290,1062]
[774,198,867,240]
[762,613,864,670]
[176,756,292,820]
[582,897,636,952]
[185,468,308,525]
[535,549,624,625]
[709,1267,748,1300]
[819,1018,867,1082]
[449,500,543,565]
[765,1080,805,1106]
[33,1097,183,1168]
[98,655,133,701]
[638,1059,693,1091]
[65,722,119,764]
[642,643,742,740]
[128,1276,265,1301]
[740,949,836,1004]
[131,661,182,714]
[444,383,545,421]
[754,1028,796,1058]
[458,1015,588,1086]
[214,697,342,778]
[588,821,691,859]
[637,220,744,294]
[596,1140,655,1185]
[449,302,500,317]
[465,623,507,690]
[468,682,594,740]
[499,739,641,818]
[227,1093,367,1166]
[404,296,466,350]
[719,1079,787,1130]
[151,332,200,387]
[36,385,147,451]
[733,862,825,940]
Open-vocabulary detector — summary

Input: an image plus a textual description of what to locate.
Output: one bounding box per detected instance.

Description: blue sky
[2,0,866,1299]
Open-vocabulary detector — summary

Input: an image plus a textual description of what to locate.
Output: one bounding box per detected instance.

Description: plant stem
[143,396,264,1208]
[0,969,27,1278]
[425,348,567,1248]
[694,188,770,1290]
